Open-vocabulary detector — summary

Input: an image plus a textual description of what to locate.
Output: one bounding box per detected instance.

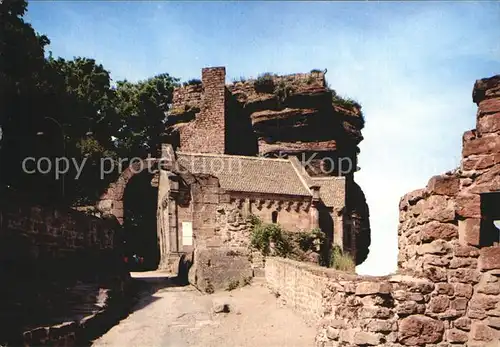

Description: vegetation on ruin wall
[330,244,356,272]
[253,72,364,123]
[247,215,355,272]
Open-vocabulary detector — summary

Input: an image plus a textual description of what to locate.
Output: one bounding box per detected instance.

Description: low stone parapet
[264,256,500,346]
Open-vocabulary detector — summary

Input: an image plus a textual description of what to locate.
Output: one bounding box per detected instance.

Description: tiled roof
[176,152,312,197]
[311,177,346,208]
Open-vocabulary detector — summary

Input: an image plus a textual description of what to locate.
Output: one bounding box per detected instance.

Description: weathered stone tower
[178,67,227,154]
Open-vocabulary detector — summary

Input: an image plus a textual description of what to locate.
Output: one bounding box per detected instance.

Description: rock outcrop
[165,69,370,265]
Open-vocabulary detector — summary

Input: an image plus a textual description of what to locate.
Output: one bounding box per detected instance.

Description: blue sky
[26,1,500,276]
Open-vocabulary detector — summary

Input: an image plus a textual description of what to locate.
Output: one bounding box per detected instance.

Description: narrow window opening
[480,192,500,247]
[272,211,278,224]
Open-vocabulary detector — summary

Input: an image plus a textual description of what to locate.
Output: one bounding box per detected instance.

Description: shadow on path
[80,271,189,346]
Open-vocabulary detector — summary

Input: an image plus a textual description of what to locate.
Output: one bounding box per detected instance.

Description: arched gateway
[97,141,351,277]
[97,144,198,271]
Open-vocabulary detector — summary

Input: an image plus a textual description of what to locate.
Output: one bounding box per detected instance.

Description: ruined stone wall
[395,75,500,346]
[0,193,121,279]
[191,175,227,248]
[212,193,316,248]
[249,197,315,232]
[189,247,253,293]
[172,84,202,111]
[175,189,316,251]
[264,75,500,347]
[266,256,500,347]
[165,66,371,265]
[98,158,158,225]
[0,193,127,345]
[181,186,320,288]
[179,67,226,154]
[229,192,314,230]
[161,174,225,256]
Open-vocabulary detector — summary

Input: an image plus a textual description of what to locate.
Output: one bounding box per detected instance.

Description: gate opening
[123,172,160,271]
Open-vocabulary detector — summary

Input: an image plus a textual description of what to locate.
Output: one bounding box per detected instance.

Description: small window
[272,211,278,224]
[480,192,500,247]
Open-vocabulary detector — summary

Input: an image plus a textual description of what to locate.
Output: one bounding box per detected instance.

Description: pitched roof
[311,177,346,208]
[176,152,312,197]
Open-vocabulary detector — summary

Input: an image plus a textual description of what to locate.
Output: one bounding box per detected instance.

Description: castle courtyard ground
[91,272,316,347]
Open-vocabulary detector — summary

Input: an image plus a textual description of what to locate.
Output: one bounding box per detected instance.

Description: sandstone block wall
[225,192,315,233]
[98,158,158,225]
[265,257,500,347]
[265,257,353,323]
[0,193,127,345]
[395,74,500,346]
[190,175,226,249]
[172,84,202,111]
[1,194,122,280]
[172,175,321,287]
[264,75,500,347]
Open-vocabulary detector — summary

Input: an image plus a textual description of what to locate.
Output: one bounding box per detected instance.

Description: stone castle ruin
[2,65,499,346]
[267,75,500,346]
[96,69,500,346]
[98,66,371,279]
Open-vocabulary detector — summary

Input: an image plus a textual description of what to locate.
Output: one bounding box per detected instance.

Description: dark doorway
[123,172,160,271]
[272,211,278,224]
[319,208,334,266]
[480,192,500,247]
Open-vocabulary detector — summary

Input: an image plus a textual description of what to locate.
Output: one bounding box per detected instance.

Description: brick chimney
[179,67,226,154]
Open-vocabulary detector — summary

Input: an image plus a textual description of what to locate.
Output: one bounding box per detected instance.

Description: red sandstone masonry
[180,67,227,154]
[265,75,500,347]
[265,257,460,347]
[397,74,500,346]
[0,194,129,346]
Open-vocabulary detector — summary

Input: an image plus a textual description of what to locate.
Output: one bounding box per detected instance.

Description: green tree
[0,0,180,206]
[0,0,50,196]
[114,74,180,158]
[41,57,120,204]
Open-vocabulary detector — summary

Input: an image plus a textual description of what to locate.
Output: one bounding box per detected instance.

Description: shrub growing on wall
[254,73,275,94]
[330,244,355,272]
[248,215,327,263]
[249,218,293,257]
[273,80,295,106]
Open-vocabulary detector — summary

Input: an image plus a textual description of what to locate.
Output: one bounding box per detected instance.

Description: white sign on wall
[182,221,193,246]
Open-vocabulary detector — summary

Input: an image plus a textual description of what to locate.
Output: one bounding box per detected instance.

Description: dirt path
[91,272,316,347]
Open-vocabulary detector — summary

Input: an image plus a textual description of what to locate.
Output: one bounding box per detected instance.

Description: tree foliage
[248,215,327,264]
[0,0,179,205]
[114,74,179,158]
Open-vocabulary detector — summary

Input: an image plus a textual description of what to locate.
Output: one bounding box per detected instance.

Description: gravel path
[91,272,316,347]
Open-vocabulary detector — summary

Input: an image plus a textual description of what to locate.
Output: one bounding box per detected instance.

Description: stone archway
[97,159,159,224]
[96,147,199,271]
